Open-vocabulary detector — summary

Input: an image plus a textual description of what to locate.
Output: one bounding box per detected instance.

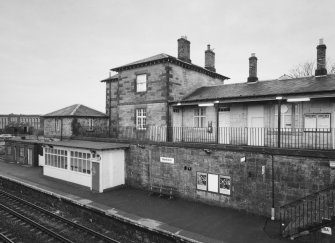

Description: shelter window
[70,151,91,174]
[136,74,147,92]
[45,148,68,169]
[194,108,206,128]
[20,147,24,157]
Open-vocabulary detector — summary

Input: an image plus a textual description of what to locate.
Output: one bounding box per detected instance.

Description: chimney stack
[315,38,327,76]
[247,53,258,82]
[177,36,191,63]
[205,44,216,72]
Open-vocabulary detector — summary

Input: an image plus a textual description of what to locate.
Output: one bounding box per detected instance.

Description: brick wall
[125,144,334,217]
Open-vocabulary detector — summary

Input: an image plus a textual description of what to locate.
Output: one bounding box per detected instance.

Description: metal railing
[77,126,335,150]
[280,184,335,238]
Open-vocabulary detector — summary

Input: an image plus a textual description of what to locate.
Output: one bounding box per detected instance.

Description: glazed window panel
[45,148,68,169]
[136,108,147,130]
[136,74,147,92]
[70,151,91,174]
[88,119,94,131]
[194,108,206,128]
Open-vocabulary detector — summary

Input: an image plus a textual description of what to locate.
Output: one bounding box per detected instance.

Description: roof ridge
[70,104,81,116]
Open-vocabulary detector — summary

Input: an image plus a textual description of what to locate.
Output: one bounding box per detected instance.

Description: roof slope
[43,104,107,117]
[111,53,229,81]
[182,75,335,102]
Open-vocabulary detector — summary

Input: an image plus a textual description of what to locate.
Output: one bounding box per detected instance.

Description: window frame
[194,108,206,128]
[136,74,147,93]
[55,119,61,132]
[88,118,94,131]
[274,103,293,129]
[136,108,147,130]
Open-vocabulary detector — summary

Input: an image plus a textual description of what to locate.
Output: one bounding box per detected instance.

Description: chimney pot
[205,44,216,72]
[248,53,258,82]
[315,38,327,76]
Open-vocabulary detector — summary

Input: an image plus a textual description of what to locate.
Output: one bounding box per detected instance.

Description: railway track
[0,189,120,243]
[0,229,15,243]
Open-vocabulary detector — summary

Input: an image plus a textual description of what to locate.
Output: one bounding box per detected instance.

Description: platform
[0,160,288,243]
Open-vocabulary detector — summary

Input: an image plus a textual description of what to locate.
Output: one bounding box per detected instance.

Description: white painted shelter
[41,140,129,192]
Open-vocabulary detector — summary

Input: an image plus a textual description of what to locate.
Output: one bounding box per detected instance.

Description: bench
[149,184,177,199]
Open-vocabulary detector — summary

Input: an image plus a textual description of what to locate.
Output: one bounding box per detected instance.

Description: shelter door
[172,108,183,142]
[27,148,33,166]
[92,162,100,192]
[248,105,264,146]
[218,109,230,144]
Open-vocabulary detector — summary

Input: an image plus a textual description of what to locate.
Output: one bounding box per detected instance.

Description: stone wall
[125,143,334,217]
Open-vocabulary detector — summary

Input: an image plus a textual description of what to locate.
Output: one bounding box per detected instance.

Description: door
[248,105,264,146]
[172,108,183,142]
[218,108,230,144]
[27,148,33,166]
[92,162,100,192]
[13,146,16,162]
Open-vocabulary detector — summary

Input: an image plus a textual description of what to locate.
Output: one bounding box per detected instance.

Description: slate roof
[182,74,335,102]
[100,74,119,83]
[43,104,107,117]
[43,140,129,151]
[110,53,229,81]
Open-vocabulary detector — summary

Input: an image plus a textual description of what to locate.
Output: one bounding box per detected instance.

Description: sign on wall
[197,172,207,190]
[160,157,174,164]
[219,176,231,195]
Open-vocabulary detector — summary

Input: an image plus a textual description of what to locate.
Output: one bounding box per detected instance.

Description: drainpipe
[271,154,275,220]
[277,98,282,148]
[165,65,171,142]
[60,118,63,141]
[216,104,219,144]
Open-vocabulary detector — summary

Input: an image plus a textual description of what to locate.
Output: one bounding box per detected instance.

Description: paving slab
[0,160,289,243]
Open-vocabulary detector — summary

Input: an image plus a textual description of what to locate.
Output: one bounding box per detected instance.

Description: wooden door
[219,109,230,144]
[248,105,264,146]
[92,162,100,192]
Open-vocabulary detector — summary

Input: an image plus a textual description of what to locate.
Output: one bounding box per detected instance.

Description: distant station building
[42,104,108,139]
[0,114,43,134]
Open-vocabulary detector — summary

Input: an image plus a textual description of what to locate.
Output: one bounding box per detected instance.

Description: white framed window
[88,118,94,131]
[304,113,330,132]
[136,108,146,130]
[194,108,206,128]
[70,151,91,174]
[45,148,68,169]
[20,147,24,157]
[55,119,61,132]
[136,74,147,92]
[275,104,292,129]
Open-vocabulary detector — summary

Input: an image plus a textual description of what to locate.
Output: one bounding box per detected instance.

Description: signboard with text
[160,157,174,164]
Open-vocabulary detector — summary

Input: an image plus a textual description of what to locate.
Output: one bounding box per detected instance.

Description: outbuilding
[40,140,129,192]
[4,138,42,167]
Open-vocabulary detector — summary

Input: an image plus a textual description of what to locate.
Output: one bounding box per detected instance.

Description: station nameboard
[160,157,174,164]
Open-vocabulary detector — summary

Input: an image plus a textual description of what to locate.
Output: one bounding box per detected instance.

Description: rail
[280,184,335,239]
[77,125,335,151]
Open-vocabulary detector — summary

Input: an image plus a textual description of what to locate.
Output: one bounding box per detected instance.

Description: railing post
[277,99,282,148]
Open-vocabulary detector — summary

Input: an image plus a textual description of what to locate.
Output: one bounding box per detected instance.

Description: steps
[280,185,335,239]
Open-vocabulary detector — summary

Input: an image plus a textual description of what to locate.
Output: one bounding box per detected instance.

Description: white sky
[0,0,334,114]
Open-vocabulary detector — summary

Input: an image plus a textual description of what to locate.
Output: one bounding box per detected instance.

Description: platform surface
[0,160,289,243]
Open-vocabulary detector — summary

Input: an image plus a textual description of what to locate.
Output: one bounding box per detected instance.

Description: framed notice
[219,175,231,195]
[208,174,219,193]
[196,172,207,190]
[304,113,330,132]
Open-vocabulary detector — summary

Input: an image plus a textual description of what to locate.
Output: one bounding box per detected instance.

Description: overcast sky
[1,0,334,114]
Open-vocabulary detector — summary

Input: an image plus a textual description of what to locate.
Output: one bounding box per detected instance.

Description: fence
[77,126,335,150]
